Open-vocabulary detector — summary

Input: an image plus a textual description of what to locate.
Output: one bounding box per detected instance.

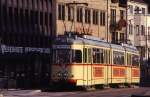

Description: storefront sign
[1,45,51,54]
[53,45,70,49]
[1,45,23,54]
[24,47,50,54]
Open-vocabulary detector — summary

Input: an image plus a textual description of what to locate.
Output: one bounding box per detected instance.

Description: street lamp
[106,0,109,42]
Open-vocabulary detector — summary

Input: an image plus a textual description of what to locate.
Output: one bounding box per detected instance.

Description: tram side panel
[126,66,132,84]
[109,49,127,84]
[91,47,109,86]
[131,54,140,84]
[131,67,140,84]
[126,53,132,84]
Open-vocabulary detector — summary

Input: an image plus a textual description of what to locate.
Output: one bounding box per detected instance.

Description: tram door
[83,48,92,86]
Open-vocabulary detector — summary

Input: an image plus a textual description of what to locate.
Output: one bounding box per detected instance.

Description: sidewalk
[144,90,150,96]
[1,89,41,97]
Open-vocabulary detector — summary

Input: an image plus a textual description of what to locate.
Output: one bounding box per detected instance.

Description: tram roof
[55,35,110,48]
[54,35,137,52]
[122,44,139,53]
[110,44,125,51]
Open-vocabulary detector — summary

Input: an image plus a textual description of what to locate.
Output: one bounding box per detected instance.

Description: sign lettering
[1,45,51,54]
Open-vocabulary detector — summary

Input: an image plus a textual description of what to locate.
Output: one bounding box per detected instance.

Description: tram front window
[132,55,140,67]
[55,49,71,64]
[72,50,82,63]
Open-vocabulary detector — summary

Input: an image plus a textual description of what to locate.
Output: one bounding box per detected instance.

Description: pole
[107,0,109,42]
[126,1,128,44]
[146,14,148,65]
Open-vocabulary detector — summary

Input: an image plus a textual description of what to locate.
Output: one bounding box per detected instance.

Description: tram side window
[132,55,139,66]
[93,48,104,64]
[88,48,92,63]
[113,51,124,65]
[72,50,82,63]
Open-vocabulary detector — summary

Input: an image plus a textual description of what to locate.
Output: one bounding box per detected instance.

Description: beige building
[108,0,127,44]
[52,0,107,41]
[52,0,127,43]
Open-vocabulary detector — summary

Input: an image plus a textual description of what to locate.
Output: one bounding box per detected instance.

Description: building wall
[54,0,127,43]
[0,0,52,47]
[146,16,150,59]
[108,0,127,43]
[127,0,148,46]
[127,0,148,59]
[55,0,108,41]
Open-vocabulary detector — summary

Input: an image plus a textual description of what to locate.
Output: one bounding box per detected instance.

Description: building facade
[108,0,127,44]
[0,0,52,89]
[127,0,149,61]
[53,0,108,41]
[52,0,127,43]
[127,0,150,85]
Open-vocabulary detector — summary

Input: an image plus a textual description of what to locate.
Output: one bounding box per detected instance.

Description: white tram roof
[110,44,124,51]
[54,35,138,52]
[121,44,139,53]
[55,35,110,48]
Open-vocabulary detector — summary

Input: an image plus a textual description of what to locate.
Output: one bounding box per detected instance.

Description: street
[1,87,150,97]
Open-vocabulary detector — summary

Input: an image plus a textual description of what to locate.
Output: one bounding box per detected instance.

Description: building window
[120,10,125,19]
[100,11,105,26]
[135,6,140,14]
[93,10,99,25]
[129,24,133,35]
[68,6,74,21]
[120,33,124,42]
[85,8,91,24]
[148,27,150,40]
[129,5,133,14]
[112,32,118,43]
[110,9,116,25]
[135,25,140,35]
[141,25,145,35]
[77,7,83,22]
[142,8,145,14]
[58,4,65,20]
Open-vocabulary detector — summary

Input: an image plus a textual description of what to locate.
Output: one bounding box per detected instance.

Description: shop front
[0,45,51,89]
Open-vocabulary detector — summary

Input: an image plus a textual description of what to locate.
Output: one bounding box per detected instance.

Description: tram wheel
[83,86,95,91]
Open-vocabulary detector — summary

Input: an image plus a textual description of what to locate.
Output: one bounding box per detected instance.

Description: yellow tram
[51,35,140,88]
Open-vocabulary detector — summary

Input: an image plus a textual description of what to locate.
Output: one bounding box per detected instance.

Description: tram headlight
[63,72,68,77]
[57,72,62,77]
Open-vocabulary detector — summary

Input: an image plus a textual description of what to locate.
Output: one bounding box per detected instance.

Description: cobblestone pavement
[1,87,150,97]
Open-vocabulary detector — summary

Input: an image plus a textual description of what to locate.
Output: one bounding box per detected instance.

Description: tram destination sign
[1,45,50,54]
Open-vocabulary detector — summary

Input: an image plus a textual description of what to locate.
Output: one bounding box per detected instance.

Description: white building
[127,0,150,61]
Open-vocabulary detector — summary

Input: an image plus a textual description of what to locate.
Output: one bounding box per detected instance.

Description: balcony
[109,19,127,32]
